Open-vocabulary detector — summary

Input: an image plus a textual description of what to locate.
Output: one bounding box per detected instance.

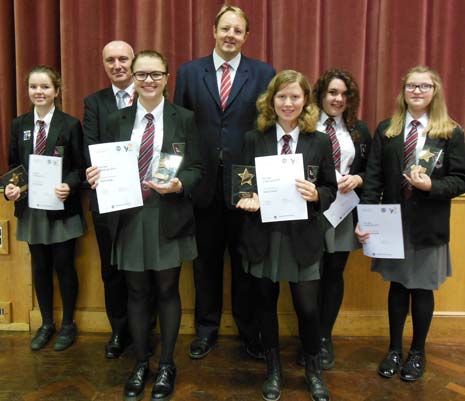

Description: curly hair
[256,70,319,133]
[386,65,458,139]
[26,65,62,110]
[312,68,360,130]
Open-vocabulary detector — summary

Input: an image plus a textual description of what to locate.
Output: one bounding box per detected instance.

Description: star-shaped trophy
[231,165,256,205]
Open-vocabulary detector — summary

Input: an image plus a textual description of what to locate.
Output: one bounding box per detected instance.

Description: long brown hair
[256,70,319,133]
[386,65,458,139]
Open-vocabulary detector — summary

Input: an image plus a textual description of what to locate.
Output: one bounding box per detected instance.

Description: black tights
[28,239,78,326]
[388,281,434,353]
[319,251,350,338]
[125,267,181,365]
[255,277,321,355]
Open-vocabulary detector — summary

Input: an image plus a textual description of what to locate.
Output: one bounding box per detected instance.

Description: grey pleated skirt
[324,212,360,253]
[371,203,451,290]
[16,208,86,245]
[242,229,321,283]
[113,206,197,272]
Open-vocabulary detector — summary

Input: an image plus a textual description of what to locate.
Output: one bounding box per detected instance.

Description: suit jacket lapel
[162,101,177,153]
[45,110,64,155]
[263,126,278,156]
[202,57,221,109]
[118,103,138,141]
[103,87,118,115]
[393,131,404,172]
[225,57,248,111]
[22,113,35,163]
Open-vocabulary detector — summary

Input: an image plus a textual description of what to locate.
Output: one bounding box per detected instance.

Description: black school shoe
[400,350,425,381]
[54,322,77,351]
[377,350,403,378]
[30,324,56,350]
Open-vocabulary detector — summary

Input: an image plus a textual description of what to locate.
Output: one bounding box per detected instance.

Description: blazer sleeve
[62,117,86,194]
[8,118,21,170]
[173,67,187,108]
[424,127,465,200]
[82,95,99,166]
[360,123,385,204]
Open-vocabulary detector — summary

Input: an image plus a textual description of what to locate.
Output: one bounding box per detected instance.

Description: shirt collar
[34,106,55,126]
[319,110,343,127]
[276,123,300,143]
[406,111,428,129]
[213,49,241,72]
[112,82,135,97]
[136,97,165,124]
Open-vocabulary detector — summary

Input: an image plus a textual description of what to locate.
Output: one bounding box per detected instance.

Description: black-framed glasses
[133,71,167,81]
[405,83,434,93]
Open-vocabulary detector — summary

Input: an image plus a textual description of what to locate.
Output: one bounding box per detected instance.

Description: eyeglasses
[133,71,167,81]
[405,83,434,93]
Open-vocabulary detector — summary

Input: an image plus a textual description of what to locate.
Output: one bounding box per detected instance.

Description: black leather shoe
[262,348,281,401]
[124,361,150,401]
[320,337,335,370]
[400,350,425,381]
[189,337,215,359]
[245,340,265,360]
[54,323,77,351]
[378,350,403,378]
[30,324,55,351]
[304,353,330,401]
[105,332,127,359]
[151,364,176,400]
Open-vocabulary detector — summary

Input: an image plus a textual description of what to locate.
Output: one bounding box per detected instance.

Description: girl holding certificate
[237,70,337,401]
[87,50,203,401]
[356,66,465,381]
[5,65,86,351]
[309,69,371,369]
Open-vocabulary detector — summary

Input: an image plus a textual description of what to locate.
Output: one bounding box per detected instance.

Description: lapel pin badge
[23,130,31,141]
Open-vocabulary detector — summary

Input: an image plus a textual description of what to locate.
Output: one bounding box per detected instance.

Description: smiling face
[132,55,169,109]
[322,78,348,118]
[274,82,306,132]
[102,41,134,89]
[28,72,58,112]
[404,72,434,117]
[213,11,249,61]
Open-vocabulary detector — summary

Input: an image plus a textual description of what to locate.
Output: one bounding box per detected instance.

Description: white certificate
[255,153,308,223]
[89,141,143,213]
[357,204,404,259]
[28,154,64,210]
[323,170,360,227]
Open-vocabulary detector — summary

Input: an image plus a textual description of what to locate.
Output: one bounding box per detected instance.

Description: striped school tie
[402,120,420,199]
[325,117,341,171]
[220,63,232,111]
[34,120,47,155]
[281,135,292,155]
[138,113,155,199]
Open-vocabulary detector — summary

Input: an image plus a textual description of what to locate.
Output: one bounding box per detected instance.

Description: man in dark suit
[174,5,275,359]
[83,40,135,358]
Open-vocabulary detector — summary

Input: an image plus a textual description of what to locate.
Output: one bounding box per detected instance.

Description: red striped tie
[402,120,420,199]
[325,117,341,171]
[281,135,292,155]
[220,63,232,111]
[34,120,47,155]
[138,113,155,200]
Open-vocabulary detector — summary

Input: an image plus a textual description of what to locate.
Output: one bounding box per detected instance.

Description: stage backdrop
[1,0,465,337]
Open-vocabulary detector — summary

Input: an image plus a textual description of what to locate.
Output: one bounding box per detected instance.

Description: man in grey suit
[83,40,135,358]
[174,5,275,360]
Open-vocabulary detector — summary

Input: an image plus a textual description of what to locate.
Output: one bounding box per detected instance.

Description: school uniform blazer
[105,100,204,240]
[8,109,85,220]
[83,86,118,212]
[174,54,275,208]
[239,127,338,266]
[346,120,372,194]
[361,118,465,246]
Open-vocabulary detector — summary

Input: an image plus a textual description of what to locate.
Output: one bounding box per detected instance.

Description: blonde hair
[385,65,458,139]
[256,70,319,133]
[214,4,249,32]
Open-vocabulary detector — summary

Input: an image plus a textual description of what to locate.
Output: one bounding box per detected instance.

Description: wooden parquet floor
[0,332,464,401]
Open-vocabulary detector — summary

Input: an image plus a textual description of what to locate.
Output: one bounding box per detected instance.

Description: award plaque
[1,165,28,200]
[146,153,183,184]
[404,146,443,177]
[231,165,256,205]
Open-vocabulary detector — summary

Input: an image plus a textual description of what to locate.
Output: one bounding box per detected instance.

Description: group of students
[5,4,465,401]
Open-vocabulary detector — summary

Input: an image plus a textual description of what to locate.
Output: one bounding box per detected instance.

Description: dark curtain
[1,0,465,172]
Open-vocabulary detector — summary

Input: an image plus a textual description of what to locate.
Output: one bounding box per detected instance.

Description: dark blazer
[174,54,275,208]
[361,118,465,246]
[105,100,204,240]
[83,87,118,212]
[347,120,372,194]
[8,109,85,219]
[239,127,337,266]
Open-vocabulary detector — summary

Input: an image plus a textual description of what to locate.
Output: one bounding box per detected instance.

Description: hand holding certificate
[89,141,143,213]
[356,204,404,259]
[255,153,308,223]
[28,154,64,210]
